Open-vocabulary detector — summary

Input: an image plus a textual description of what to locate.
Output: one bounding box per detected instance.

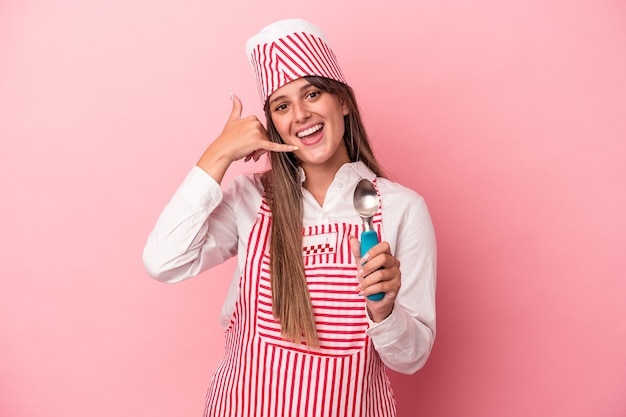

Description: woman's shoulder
[225,170,267,197]
[349,161,426,209]
[376,177,426,206]
[230,170,266,186]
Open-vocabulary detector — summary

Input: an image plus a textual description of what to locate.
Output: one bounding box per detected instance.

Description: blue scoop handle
[360,230,385,301]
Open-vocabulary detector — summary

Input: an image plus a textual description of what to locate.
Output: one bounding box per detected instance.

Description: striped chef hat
[245,18,347,104]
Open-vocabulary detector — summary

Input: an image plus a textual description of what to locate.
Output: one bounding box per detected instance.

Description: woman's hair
[261,76,384,347]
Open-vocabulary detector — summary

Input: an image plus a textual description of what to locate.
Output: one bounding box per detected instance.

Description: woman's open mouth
[296,124,324,145]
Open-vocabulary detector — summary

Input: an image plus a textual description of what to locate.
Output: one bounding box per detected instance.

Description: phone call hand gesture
[197,94,297,183]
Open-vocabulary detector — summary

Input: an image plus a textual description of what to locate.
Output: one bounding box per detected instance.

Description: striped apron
[204,185,395,417]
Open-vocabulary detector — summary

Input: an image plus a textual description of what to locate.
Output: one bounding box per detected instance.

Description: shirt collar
[297,161,377,185]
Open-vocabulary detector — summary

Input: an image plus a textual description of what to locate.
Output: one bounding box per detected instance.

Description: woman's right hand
[196,94,297,183]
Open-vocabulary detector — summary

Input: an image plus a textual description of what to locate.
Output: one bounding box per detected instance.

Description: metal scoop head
[353,179,378,231]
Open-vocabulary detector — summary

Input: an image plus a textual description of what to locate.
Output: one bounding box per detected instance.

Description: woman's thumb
[229,93,243,120]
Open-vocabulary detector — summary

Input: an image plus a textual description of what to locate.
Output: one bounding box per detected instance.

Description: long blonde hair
[262,77,384,347]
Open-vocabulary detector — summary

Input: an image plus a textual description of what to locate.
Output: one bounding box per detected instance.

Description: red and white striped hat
[245,18,347,104]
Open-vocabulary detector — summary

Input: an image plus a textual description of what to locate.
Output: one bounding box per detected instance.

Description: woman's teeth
[297,124,323,138]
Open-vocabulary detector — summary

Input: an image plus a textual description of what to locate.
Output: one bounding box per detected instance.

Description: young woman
[143,18,436,417]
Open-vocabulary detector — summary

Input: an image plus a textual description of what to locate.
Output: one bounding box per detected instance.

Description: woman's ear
[341,99,350,116]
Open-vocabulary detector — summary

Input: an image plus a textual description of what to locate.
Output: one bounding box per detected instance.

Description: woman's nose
[293,101,311,122]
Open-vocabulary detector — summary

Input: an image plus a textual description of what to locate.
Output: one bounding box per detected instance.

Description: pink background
[2,1,625,416]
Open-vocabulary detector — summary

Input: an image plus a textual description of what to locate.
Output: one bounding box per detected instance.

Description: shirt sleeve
[142,166,242,283]
[366,193,437,374]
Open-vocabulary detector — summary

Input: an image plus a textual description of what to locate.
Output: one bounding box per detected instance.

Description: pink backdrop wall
[2,1,625,416]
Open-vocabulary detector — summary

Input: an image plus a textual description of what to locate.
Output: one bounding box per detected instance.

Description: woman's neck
[301,160,350,206]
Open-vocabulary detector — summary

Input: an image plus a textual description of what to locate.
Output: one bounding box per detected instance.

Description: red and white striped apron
[204,184,395,417]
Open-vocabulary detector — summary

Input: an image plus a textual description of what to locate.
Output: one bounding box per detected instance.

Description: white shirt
[143,161,437,374]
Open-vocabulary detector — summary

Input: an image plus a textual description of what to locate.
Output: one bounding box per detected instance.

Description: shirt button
[337,182,344,189]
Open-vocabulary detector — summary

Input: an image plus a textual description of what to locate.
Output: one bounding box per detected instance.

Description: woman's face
[268,78,350,173]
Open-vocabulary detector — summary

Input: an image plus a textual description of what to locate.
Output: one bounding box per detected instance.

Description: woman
[143,18,436,417]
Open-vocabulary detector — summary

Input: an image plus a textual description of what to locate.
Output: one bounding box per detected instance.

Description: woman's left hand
[349,237,401,323]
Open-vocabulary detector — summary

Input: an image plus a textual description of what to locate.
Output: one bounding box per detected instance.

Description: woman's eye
[307,91,321,100]
[274,103,288,112]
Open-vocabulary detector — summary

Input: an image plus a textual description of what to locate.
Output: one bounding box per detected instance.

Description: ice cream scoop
[353,178,384,301]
